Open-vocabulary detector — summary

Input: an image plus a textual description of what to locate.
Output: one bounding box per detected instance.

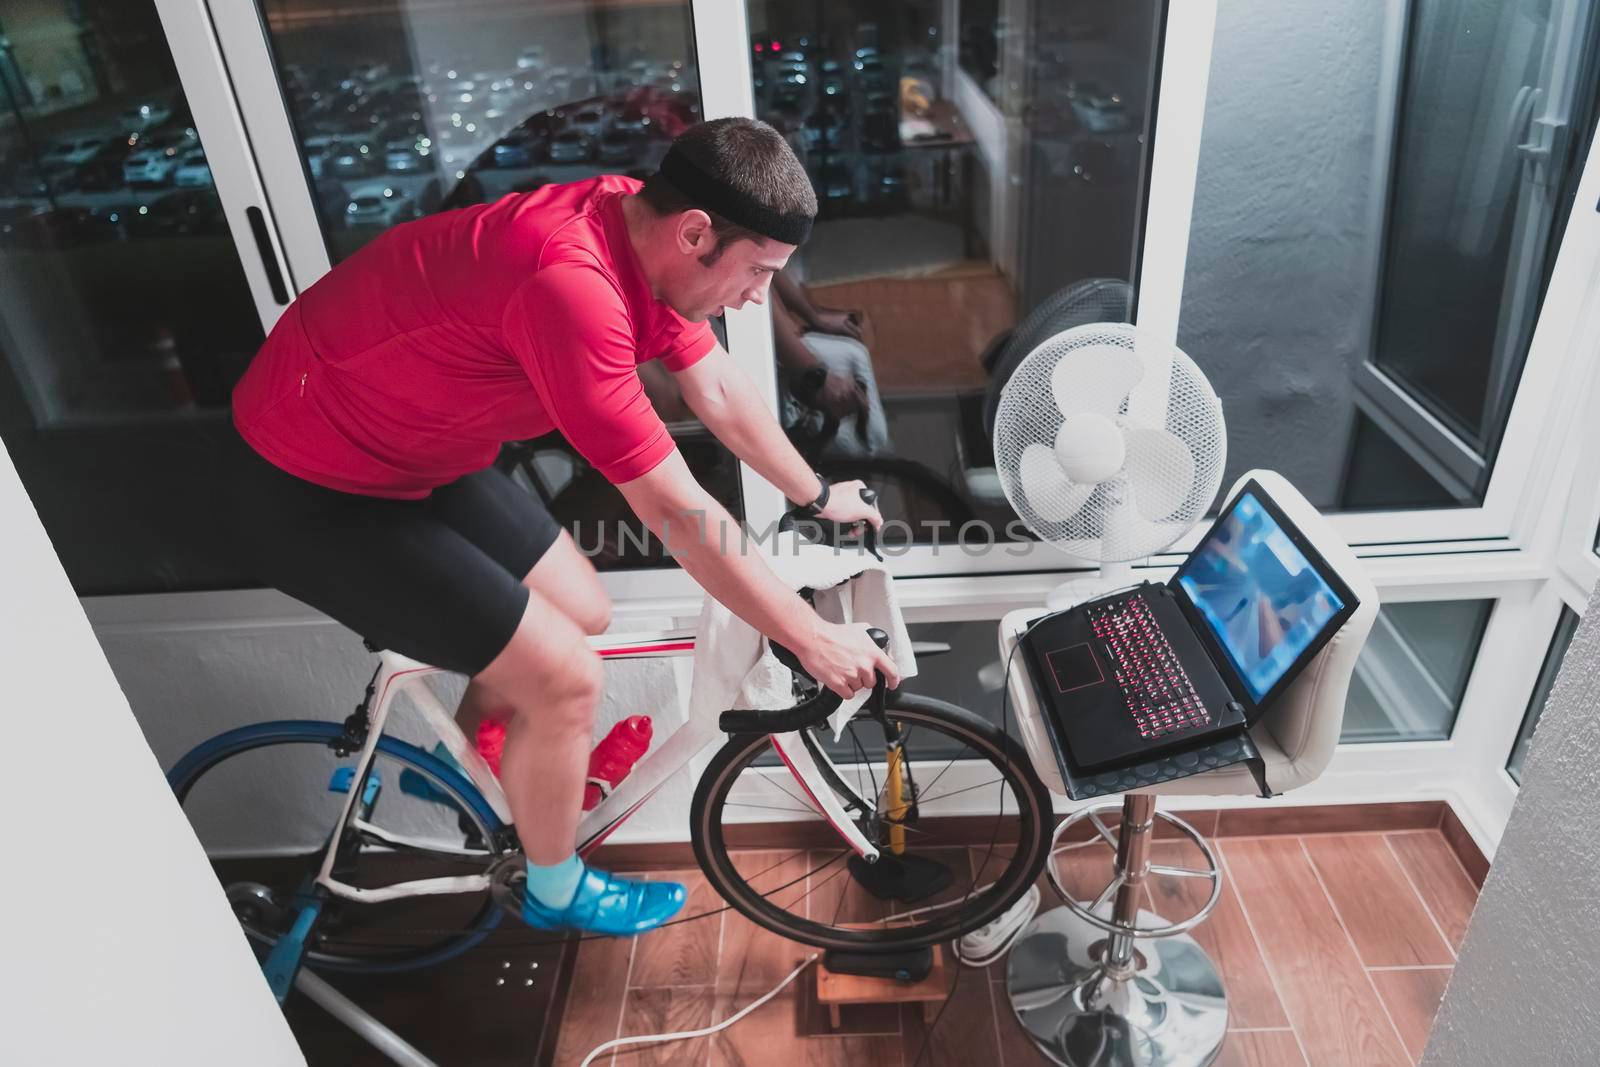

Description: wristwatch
[798,471,830,516]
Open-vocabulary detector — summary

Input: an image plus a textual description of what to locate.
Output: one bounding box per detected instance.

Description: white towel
[686,531,918,739]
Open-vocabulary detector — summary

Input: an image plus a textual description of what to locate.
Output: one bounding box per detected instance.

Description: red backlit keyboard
[1085,595,1212,739]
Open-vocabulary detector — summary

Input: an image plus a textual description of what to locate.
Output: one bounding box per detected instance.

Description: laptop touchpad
[1045,643,1103,693]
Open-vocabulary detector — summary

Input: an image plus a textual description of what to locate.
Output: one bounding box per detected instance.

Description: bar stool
[996,470,1379,1067]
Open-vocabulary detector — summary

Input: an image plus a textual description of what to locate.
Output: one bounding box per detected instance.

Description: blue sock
[526,854,585,910]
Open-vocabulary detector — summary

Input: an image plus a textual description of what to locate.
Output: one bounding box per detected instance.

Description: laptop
[1020,479,1360,774]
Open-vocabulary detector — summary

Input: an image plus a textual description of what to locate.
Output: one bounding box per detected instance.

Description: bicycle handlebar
[718,626,889,734]
[775,486,882,559]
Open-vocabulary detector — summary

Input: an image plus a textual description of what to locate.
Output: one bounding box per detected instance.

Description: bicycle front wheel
[168,720,508,974]
[690,692,1052,952]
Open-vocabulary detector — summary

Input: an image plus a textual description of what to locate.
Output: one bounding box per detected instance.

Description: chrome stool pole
[1006,795,1229,1067]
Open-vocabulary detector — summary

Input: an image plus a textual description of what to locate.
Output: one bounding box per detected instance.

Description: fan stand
[1045,484,1141,610]
[1046,563,1134,611]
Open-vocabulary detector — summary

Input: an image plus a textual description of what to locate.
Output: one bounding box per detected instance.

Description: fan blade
[1122,427,1195,520]
[1020,443,1095,522]
[1050,342,1144,419]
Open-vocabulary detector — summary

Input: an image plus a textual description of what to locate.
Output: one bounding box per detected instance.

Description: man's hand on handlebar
[815,478,883,530]
[796,619,901,699]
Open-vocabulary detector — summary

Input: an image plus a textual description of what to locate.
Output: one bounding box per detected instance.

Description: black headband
[656,145,813,246]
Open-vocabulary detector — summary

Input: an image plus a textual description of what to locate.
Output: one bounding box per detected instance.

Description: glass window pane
[1373,1,1598,452]
[1342,599,1493,743]
[258,1,739,569]
[0,0,264,593]
[757,618,1020,768]
[1181,1,1600,512]
[742,1,1160,546]
[1507,606,1580,783]
[1337,411,1459,511]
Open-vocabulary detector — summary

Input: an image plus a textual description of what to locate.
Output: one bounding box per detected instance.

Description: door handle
[245,205,289,305]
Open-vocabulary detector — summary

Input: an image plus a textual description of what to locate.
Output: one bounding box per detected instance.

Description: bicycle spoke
[724,801,826,817]
[754,769,822,815]
[706,698,1048,950]
[846,727,881,817]
[902,731,982,805]
[830,855,852,928]
[803,853,856,921]
[912,778,1007,807]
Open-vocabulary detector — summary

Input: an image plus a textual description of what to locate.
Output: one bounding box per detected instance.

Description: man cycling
[226,117,900,937]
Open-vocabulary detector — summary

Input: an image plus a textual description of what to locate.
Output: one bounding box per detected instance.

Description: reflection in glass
[1373,0,1598,456]
[261,1,701,261]
[1342,600,1493,743]
[744,1,1160,545]
[1507,606,1580,783]
[756,618,1022,768]
[1182,0,1599,513]
[258,0,737,570]
[0,2,260,425]
[0,0,263,593]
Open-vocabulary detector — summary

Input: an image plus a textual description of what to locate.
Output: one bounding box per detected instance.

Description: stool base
[1006,905,1228,1067]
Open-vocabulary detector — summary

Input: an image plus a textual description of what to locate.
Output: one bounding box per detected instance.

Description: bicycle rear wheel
[168,720,508,973]
[690,692,1052,952]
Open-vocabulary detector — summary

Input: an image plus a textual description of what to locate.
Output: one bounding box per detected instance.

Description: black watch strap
[800,472,830,516]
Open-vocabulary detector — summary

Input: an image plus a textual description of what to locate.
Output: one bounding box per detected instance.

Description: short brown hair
[640,117,817,263]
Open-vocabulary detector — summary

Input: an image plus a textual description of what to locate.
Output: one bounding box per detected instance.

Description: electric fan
[993,322,1226,608]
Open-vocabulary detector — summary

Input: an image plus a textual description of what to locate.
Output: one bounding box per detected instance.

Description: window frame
[62,0,1600,864]
[151,0,299,327]
[161,0,1600,568]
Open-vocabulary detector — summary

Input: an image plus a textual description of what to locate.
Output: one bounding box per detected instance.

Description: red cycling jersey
[232,174,715,499]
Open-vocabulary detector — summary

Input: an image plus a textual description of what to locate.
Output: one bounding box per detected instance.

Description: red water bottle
[476,719,506,777]
[583,715,653,811]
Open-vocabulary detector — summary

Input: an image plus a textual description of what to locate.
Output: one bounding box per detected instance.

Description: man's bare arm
[673,343,823,505]
[615,449,898,696]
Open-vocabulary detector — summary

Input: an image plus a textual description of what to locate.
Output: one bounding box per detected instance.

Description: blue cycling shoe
[520,866,687,936]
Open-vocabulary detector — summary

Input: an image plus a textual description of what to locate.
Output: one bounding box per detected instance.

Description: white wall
[1423,581,1600,1064]
[92,592,698,852]
[0,443,303,1064]
[1180,0,1392,498]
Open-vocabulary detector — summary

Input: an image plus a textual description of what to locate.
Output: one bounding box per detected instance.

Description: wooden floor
[262,804,1483,1065]
[560,819,1482,1067]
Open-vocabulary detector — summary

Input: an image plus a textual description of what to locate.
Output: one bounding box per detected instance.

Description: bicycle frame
[313,629,881,908]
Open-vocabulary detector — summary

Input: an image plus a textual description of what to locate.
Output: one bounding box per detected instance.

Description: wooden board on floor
[816,945,949,1028]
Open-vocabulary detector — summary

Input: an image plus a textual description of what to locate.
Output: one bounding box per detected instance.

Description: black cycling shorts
[224,422,563,676]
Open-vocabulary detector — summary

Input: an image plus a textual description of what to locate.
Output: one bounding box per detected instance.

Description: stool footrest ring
[1047,802,1223,939]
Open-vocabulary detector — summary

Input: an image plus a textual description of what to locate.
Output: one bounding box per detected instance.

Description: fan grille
[994,324,1225,561]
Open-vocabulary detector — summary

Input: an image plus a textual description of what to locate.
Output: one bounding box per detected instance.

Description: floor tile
[1214,1030,1307,1067]
[613,986,716,1067]
[707,991,901,1067]
[1386,831,1480,953]
[1145,840,1291,1030]
[899,970,1003,1067]
[1369,967,1451,1064]
[627,869,722,988]
[1303,835,1454,967]
[554,929,635,1067]
[1221,838,1410,1066]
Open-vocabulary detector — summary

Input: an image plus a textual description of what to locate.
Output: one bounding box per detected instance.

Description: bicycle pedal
[328,767,381,806]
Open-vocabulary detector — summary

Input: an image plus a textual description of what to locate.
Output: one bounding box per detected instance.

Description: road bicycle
[167,518,1053,995]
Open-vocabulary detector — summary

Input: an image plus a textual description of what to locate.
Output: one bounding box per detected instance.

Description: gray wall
[97,599,700,851]
[1181,0,1391,503]
[1422,581,1600,1066]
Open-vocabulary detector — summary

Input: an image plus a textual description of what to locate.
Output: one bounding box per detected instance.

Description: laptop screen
[1175,489,1347,703]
